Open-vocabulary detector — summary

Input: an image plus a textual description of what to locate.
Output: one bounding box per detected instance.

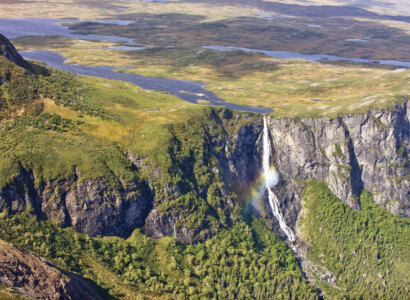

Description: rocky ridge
[0,34,30,70]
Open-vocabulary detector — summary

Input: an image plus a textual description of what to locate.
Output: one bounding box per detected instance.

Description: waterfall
[262,117,295,242]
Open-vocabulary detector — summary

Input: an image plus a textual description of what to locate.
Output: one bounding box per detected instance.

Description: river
[21,50,273,114]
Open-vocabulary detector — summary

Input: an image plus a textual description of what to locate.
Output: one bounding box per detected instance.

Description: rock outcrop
[0,240,102,299]
[135,101,408,242]
[0,34,31,70]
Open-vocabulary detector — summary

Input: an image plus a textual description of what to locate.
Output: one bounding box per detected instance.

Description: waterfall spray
[262,117,295,242]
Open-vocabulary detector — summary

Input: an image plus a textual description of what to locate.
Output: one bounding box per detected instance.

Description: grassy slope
[0,61,139,188]
[0,56,43,120]
[298,181,409,298]
[0,284,27,300]
[0,55,210,186]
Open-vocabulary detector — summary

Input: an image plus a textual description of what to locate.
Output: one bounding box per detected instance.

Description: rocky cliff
[142,100,408,241]
[0,101,407,243]
[0,240,102,299]
[255,99,409,238]
[133,100,408,242]
[0,168,152,238]
[130,110,262,244]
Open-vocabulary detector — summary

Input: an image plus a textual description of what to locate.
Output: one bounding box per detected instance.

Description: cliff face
[137,101,408,242]
[0,102,407,242]
[0,240,102,299]
[256,100,409,237]
[129,111,262,244]
[0,169,152,238]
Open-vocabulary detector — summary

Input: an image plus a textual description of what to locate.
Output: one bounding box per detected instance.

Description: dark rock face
[138,102,408,243]
[64,178,152,237]
[257,100,409,235]
[0,240,102,300]
[0,34,31,70]
[0,169,153,238]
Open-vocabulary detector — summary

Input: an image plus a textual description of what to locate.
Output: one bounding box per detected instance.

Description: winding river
[1,18,409,113]
[0,18,273,113]
[21,50,273,113]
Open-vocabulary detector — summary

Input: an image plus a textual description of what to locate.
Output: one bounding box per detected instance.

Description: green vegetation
[0,57,251,243]
[0,210,317,299]
[0,55,201,186]
[0,52,112,121]
[0,112,139,189]
[0,2,409,298]
[332,143,345,159]
[39,68,116,120]
[0,55,318,298]
[0,55,320,296]
[0,285,26,300]
[0,56,42,120]
[299,181,410,298]
[0,58,145,189]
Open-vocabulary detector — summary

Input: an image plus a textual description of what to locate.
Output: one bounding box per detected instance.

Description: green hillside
[0,3,408,298]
